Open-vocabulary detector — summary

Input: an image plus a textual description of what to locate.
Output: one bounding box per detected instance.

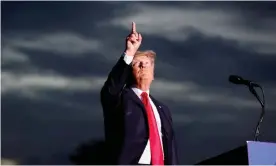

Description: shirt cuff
[123,52,134,65]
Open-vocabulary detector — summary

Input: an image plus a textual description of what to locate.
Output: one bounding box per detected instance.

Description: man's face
[132,55,154,83]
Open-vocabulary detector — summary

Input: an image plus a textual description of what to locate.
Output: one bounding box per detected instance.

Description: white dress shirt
[123,53,164,164]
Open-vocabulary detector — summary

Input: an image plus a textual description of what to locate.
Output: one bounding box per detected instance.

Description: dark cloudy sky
[1,1,276,165]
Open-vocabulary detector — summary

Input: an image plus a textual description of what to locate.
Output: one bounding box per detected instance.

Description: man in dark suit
[100,22,179,165]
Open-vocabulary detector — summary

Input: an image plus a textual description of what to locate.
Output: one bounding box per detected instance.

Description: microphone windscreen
[229,75,244,84]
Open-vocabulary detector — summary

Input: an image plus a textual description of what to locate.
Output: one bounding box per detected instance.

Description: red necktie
[141,92,164,165]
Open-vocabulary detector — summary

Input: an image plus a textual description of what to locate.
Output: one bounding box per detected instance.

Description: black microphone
[229,75,259,87]
[228,74,265,141]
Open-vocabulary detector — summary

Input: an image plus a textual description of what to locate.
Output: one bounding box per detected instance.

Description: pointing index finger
[132,22,136,33]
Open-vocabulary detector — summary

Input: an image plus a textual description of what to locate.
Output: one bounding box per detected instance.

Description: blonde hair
[134,50,156,61]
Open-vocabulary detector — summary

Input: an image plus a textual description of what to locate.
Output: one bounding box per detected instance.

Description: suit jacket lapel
[149,94,171,138]
[125,88,171,138]
[125,88,146,110]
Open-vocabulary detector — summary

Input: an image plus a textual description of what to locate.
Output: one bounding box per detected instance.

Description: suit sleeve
[100,53,133,106]
[164,105,179,165]
[169,107,179,165]
[171,131,179,165]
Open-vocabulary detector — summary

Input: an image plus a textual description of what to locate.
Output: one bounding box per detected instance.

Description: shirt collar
[131,87,150,99]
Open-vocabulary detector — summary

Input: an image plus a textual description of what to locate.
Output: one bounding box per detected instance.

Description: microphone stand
[248,83,265,141]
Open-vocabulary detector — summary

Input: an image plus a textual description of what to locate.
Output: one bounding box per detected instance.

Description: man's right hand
[124,22,142,57]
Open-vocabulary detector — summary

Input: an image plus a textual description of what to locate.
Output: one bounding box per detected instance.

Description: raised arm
[101,22,143,105]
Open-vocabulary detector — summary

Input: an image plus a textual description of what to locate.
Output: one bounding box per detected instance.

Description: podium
[196,141,276,165]
[247,141,276,165]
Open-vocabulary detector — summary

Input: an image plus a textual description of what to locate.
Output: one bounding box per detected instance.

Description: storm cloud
[1,1,276,164]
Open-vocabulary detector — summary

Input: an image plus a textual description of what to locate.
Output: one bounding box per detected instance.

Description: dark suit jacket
[100,56,179,165]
